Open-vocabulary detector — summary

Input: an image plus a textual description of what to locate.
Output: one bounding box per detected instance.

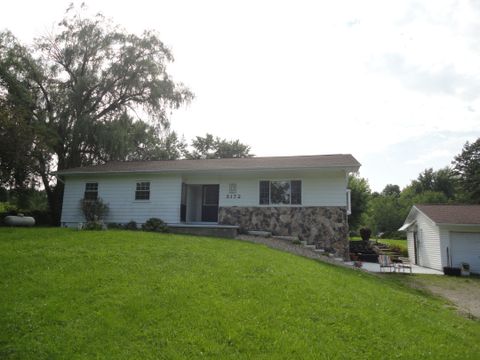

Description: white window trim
[84,182,99,200]
[134,180,151,201]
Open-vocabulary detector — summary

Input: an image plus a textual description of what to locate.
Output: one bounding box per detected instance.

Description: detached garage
[399,205,480,274]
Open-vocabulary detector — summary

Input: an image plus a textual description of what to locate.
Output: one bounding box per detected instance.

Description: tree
[0,7,193,223]
[367,195,405,236]
[410,167,457,200]
[186,133,252,159]
[452,138,480,203]
[381,184,400,197]
[347,175,371,230]
[93,113,187,161]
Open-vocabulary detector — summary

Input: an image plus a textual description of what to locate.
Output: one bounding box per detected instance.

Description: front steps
[245,230,339,258]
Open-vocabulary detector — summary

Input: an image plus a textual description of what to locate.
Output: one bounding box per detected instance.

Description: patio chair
[397,257,413,274]
[378,254,396,273]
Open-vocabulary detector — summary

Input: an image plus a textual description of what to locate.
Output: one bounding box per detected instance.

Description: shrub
[107,222,123,230]
[83,220,105,231]
[359,227,371,242]
[124,220,138,230]
[0,202,17,213]
[142,218,169,233]
[389,245,408,257]
[80,198,109,222]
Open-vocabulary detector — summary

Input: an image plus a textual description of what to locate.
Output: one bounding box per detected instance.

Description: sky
[1,0,479,191]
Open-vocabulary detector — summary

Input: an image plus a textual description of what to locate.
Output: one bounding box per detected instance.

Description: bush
[142,218,169,233]
[83,220,105,231]
[0,202,17,213]
[359,227,371,242]
[124,220,138,230]
[80,198,109,222]
[107,222,123,230]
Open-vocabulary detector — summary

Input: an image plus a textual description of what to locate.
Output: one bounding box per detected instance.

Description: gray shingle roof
[56,154,361,175]
[416,204,480,225]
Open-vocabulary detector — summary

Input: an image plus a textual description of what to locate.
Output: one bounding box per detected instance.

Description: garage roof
[416,205,480,225]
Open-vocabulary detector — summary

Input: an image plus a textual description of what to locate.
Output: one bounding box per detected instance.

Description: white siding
[61,174,182,226]
[406,230,415,262]
[182,170,348,208]
[61,169,348,226]
[412,212,442,270]
[438,227,451,268]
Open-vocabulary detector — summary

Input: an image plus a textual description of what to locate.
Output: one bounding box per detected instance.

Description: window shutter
[259,181,270,204]
[291,180,302,205]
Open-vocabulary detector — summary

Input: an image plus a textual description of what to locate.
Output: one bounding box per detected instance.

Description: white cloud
[1,0,479,191]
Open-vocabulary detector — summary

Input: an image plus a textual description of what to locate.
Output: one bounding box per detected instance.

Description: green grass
[1,228,479,359]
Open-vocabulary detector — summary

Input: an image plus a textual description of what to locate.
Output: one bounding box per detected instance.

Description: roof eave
[57,164,360,176]
[437,223,480,227]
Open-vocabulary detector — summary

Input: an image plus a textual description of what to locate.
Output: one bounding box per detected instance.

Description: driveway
[395,274,480,319]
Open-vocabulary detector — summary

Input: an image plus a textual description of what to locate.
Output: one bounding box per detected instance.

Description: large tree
[0,8,192,223]
[185,133,252,159]
[452,138,480,203]
[410,167,457,200]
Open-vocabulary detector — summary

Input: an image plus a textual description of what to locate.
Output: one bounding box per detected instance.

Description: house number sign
[226,183,241,199]
[226,194,241,199]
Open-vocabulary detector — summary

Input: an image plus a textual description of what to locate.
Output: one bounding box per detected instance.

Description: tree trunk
[50,182,64,226]
[40,170,64,226]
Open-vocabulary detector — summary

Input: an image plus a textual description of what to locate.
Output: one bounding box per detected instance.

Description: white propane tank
[4,214,36,227]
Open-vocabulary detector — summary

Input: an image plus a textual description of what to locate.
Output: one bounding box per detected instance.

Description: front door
[201,185,219,222]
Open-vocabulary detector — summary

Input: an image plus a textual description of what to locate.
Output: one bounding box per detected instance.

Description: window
[259,180,301,205]
[291,180,302,205]
[135,182,150,200]
[259,181,270,204]
[84,182,98,200]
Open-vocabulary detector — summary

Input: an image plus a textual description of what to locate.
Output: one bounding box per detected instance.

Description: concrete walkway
[236,235,444,275]
[346,261,444,275]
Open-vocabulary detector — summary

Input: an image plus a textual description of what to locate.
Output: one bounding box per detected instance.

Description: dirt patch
[403,275,480,319]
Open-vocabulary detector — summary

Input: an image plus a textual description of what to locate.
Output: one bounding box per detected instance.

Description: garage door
[451,232,480,274]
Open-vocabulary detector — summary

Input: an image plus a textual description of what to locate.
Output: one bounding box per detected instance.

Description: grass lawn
[1,229,479,359]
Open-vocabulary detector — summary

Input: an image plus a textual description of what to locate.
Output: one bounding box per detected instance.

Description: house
[57,154,360,257]
[399,205,480,273]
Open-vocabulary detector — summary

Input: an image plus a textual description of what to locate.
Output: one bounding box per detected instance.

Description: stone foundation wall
[218,206,349,258]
